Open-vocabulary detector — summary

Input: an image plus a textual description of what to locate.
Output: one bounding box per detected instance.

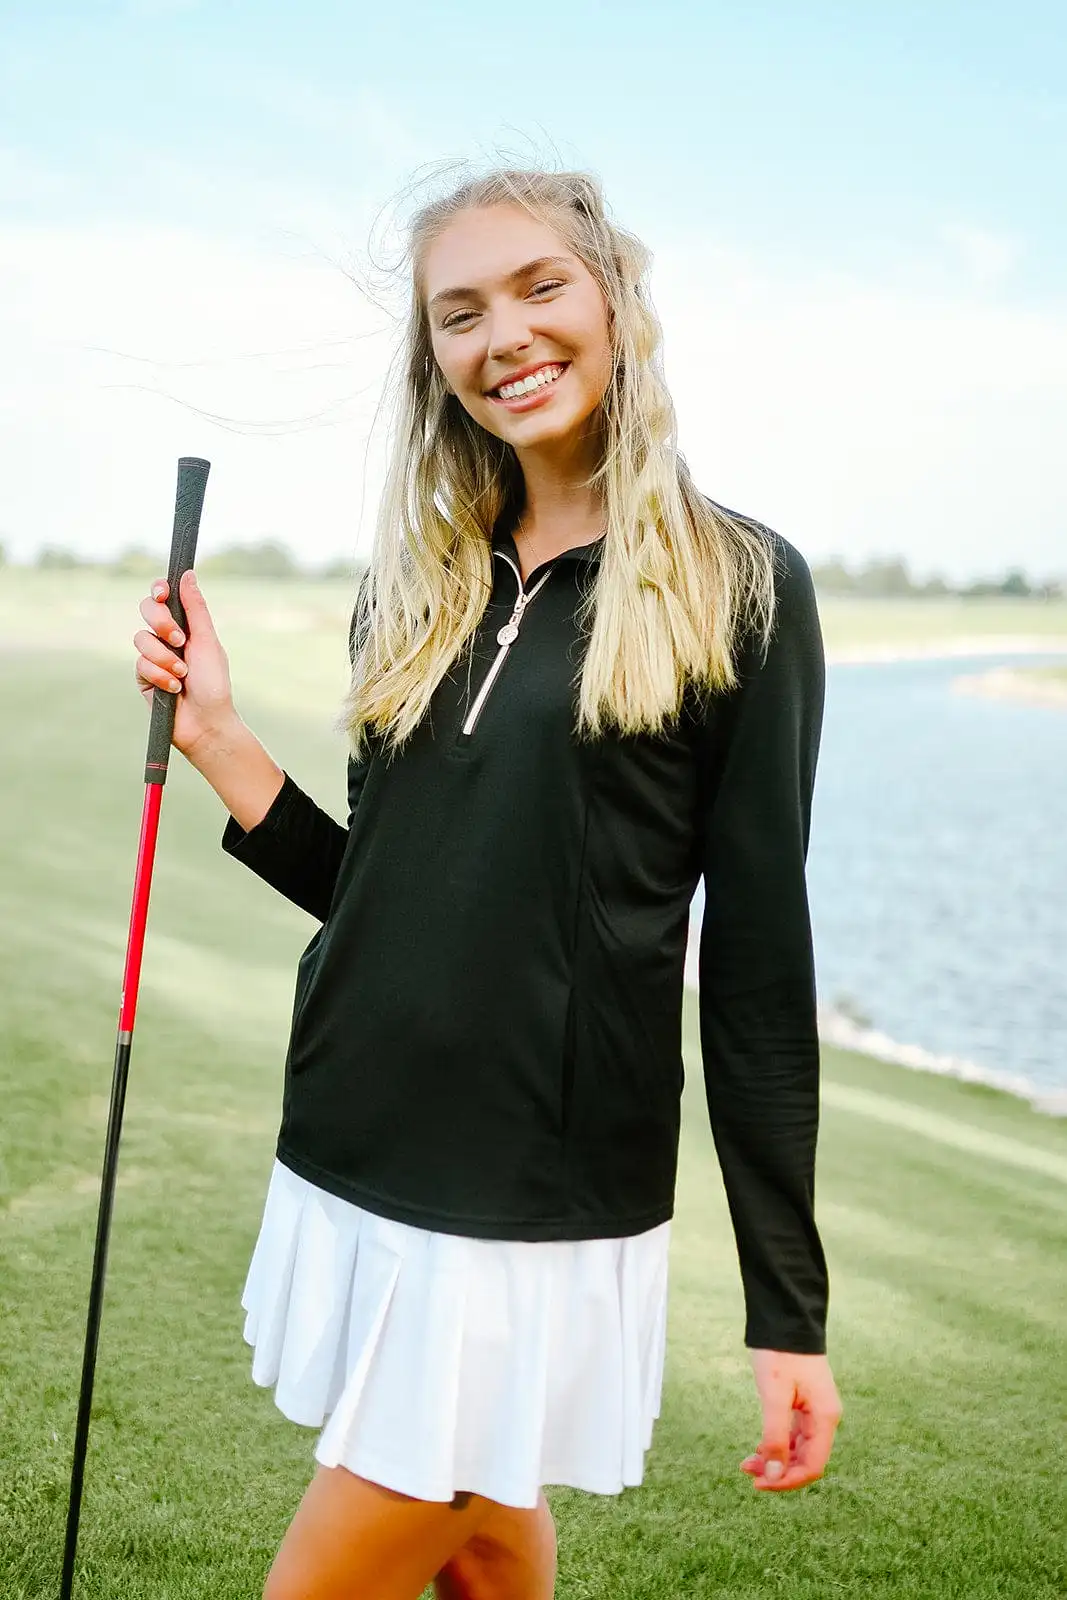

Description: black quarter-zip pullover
[221,506,830,1354]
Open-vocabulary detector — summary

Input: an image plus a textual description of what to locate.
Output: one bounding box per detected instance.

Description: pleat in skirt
[241,1159,671,1509]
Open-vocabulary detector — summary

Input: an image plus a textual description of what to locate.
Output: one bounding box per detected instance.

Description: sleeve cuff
[744,1323,827,1355]
[221,770,302,858]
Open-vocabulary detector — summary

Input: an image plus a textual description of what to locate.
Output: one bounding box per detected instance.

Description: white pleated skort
[241,1159,671,1509]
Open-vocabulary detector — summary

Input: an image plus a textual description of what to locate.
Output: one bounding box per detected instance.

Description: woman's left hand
[740,1349,843,1491]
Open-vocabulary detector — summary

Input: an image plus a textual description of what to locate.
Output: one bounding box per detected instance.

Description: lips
[486,361,569,397]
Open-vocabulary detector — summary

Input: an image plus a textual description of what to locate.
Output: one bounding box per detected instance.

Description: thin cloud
[235,73,428,173]
[940,222,1024,286]
[0,145,72,206]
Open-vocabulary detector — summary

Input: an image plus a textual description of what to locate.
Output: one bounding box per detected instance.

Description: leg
[262,1465,502,1600]
[433,1490,557,1600]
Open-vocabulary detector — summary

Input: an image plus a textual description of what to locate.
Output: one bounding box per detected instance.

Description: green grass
[3,567,1067,669]
[1,580,1065,1598]
[812,592,1067,652]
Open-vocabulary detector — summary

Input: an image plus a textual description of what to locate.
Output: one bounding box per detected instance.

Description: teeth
[497,365,564,400]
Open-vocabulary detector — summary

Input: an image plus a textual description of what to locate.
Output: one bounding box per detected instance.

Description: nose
[486,300,534,362]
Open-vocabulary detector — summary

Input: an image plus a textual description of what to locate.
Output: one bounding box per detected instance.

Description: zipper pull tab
[496,590,528,645]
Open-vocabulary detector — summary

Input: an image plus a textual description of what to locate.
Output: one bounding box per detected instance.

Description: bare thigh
[262,1465,503,1600]
[433,1492,557,1600]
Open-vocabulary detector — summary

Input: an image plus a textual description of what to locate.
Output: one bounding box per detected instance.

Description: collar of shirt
[490,523,606,570]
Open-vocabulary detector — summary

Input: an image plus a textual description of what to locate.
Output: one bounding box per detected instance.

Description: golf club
[59,455,210,1600]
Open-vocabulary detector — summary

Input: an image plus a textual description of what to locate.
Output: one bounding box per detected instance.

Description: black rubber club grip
[144,457,210,785]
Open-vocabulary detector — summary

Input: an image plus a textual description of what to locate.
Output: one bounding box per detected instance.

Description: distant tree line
[3,538,1063,598]
[14,539,361,582]
[810,554,1064,599]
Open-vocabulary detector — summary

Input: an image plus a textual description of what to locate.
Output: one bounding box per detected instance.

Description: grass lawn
[812,592,1067,653]
[1,578,1065,1597]
[3,567,1067,668]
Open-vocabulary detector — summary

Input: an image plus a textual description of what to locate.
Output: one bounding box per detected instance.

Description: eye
[441,279,567,331]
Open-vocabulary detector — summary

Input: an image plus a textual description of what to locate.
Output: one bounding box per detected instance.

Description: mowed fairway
[1,572,1065,1598]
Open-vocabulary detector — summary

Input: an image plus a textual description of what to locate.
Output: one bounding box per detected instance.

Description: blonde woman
[133,166,843,1600]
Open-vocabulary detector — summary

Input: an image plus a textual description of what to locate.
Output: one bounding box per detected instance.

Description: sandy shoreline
[814,1006,1067,1117]
[950,664,1067,708]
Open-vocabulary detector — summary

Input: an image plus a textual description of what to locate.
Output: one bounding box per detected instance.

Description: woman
[133,166,843,1600]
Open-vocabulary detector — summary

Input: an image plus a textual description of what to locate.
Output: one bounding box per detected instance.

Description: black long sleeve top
[221,509,830,1353]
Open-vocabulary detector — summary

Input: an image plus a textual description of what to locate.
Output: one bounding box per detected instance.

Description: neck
[512,431,605,549]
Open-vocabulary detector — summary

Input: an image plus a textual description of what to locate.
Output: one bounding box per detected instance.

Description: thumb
[757,1403,792,1483]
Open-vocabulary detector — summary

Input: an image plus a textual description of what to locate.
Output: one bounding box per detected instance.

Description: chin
[506,403,600,440]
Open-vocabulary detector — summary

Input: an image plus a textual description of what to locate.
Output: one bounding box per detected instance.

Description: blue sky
[2,0,1065,579]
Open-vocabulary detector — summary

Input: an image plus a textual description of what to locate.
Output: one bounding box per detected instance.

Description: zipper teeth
[461,552,554,736]
[461,643,510,734]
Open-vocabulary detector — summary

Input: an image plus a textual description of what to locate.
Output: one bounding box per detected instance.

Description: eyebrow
[427,255,575,315]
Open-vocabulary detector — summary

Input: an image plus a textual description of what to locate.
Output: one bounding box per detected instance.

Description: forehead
[422,204,576,302]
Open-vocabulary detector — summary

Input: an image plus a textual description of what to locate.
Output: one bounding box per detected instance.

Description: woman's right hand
[133,569,237,759]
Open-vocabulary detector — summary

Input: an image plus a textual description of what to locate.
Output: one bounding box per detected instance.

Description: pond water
[686,651,1067,1106]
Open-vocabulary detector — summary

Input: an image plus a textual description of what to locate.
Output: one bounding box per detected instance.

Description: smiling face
[423,204,614,463]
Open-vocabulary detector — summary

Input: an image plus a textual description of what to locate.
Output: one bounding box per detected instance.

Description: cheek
[442,350,485,400]
[569,303,612,384]
[430,344,456,390]
[575,331,613,402]
[437,357,490,421]
[430,330,469,384]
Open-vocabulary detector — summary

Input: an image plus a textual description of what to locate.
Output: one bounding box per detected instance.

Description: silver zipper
[461,550,555,735]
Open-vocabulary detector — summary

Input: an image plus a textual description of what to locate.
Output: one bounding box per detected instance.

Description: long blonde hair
[336,164,777,761]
